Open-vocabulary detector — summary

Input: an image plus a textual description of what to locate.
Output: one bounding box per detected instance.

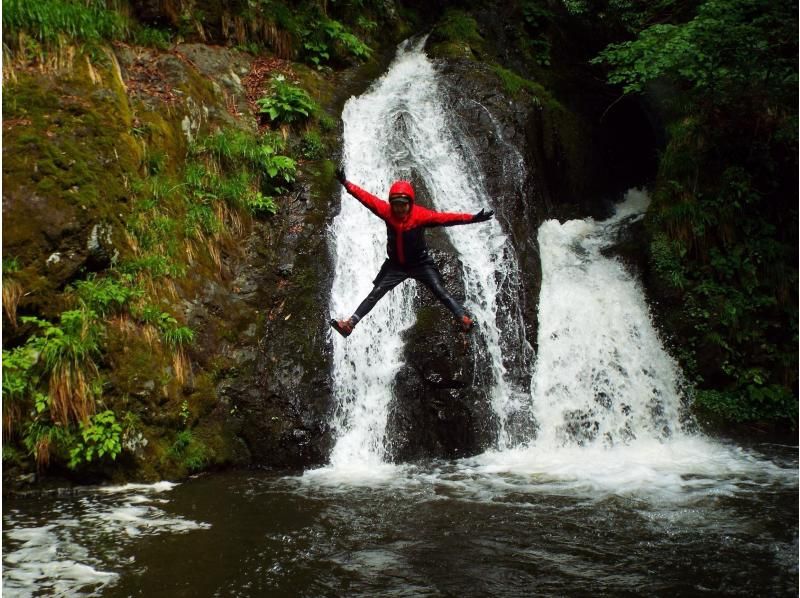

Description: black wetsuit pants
[352,260,465,322]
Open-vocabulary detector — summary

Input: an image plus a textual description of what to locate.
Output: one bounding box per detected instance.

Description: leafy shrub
[2,257,21,275]
[260,152,296,185]
[321,18,371,60]
[132,26,173,50]
[168,429,208,471]
[68,410,123,468]
[356,16,377,33]
[184,202,221,238]
[136,305,194,348]
[21,309,102,426]
[434,9,483,49]
[246,191,278,216]
[256,75,318,125]
[300,130,325,160]
[695,385,797,425]
[301,17,371,68]
[192,129,295,194]
[318,113,337,133]
[592,0,797,108]
[71,274,141,316]
[23,420,72,470]
[162,323,195,349]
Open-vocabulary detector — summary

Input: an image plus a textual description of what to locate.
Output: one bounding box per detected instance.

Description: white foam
[302,461,410,488]
[3,481,209,597]
[96,480,179,494]
[532,190,684,449]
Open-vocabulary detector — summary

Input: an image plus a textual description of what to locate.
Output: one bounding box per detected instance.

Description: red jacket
[343,180,476,266]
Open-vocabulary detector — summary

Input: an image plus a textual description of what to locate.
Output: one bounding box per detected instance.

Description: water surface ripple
[3,445,797,597]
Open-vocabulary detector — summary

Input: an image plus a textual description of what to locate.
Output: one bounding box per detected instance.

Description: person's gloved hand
[335,167,346,185]
[472,208,494,223]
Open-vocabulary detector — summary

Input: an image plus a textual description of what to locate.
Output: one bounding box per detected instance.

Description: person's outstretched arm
[335,168,391,220]
[416,205,495,227]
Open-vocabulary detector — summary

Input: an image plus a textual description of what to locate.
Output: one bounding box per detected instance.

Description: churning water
[3,40,796,598]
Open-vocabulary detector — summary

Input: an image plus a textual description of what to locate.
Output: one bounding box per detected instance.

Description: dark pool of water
[3,443,797,597]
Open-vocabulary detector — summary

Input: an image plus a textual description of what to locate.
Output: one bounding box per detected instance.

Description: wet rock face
[387,250,497,460]
[230,176,338,468]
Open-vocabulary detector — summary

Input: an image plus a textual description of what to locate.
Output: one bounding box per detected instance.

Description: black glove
[335,167,346,185]
[472,209,494,223]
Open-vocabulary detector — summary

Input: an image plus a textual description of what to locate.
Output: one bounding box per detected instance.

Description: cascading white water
[326,42,420,470]
[452,189,794,497]
[326,38,531,471]
[531,189,685,448]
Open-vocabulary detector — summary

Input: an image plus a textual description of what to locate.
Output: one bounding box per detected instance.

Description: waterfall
[531,189,687,448]
[326,41,420,469]
[326,38,531,470]
[311,41,793,501]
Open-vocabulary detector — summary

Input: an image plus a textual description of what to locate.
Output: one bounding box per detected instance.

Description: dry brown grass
[208,243,222,276]
[172,349,191,385]
[142,323,160,349]
[221,14,295,59]
[3,33,77,82]
[48,359,97,426]
[3,278,24,327]
[108,313,135,334]
[3,401,22,437]
[33,435,52,471]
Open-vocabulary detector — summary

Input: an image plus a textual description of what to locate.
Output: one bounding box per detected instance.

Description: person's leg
[352,266,408,321]
[331,262,408,336]
[412,264,473,331]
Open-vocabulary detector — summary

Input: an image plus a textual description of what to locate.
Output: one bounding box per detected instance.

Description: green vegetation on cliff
[2,0,383,483]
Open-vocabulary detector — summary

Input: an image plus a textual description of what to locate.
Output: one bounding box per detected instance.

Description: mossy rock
[3,56,143,320]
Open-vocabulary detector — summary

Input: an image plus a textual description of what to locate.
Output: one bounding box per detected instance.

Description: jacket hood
[388,180,415,204]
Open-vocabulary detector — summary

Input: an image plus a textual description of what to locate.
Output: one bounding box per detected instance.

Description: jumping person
[330,168,494,338]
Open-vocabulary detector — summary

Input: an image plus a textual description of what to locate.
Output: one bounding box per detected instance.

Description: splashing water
[531,189,683,449]
[326,40,421,470]
[394,51,532,448]
[462,189,796,496]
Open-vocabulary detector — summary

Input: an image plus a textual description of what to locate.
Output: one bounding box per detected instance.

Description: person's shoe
[460,314,475,332]
[330,318,355,337]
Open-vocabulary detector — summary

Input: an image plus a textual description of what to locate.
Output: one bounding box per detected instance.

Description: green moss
[166,429,208,472]
[3,63,141,220]
[436,9,484,47]
[105,329,167,399]
[489,64,562,111]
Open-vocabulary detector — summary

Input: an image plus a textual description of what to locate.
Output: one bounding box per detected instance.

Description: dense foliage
[592,0,797,426]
